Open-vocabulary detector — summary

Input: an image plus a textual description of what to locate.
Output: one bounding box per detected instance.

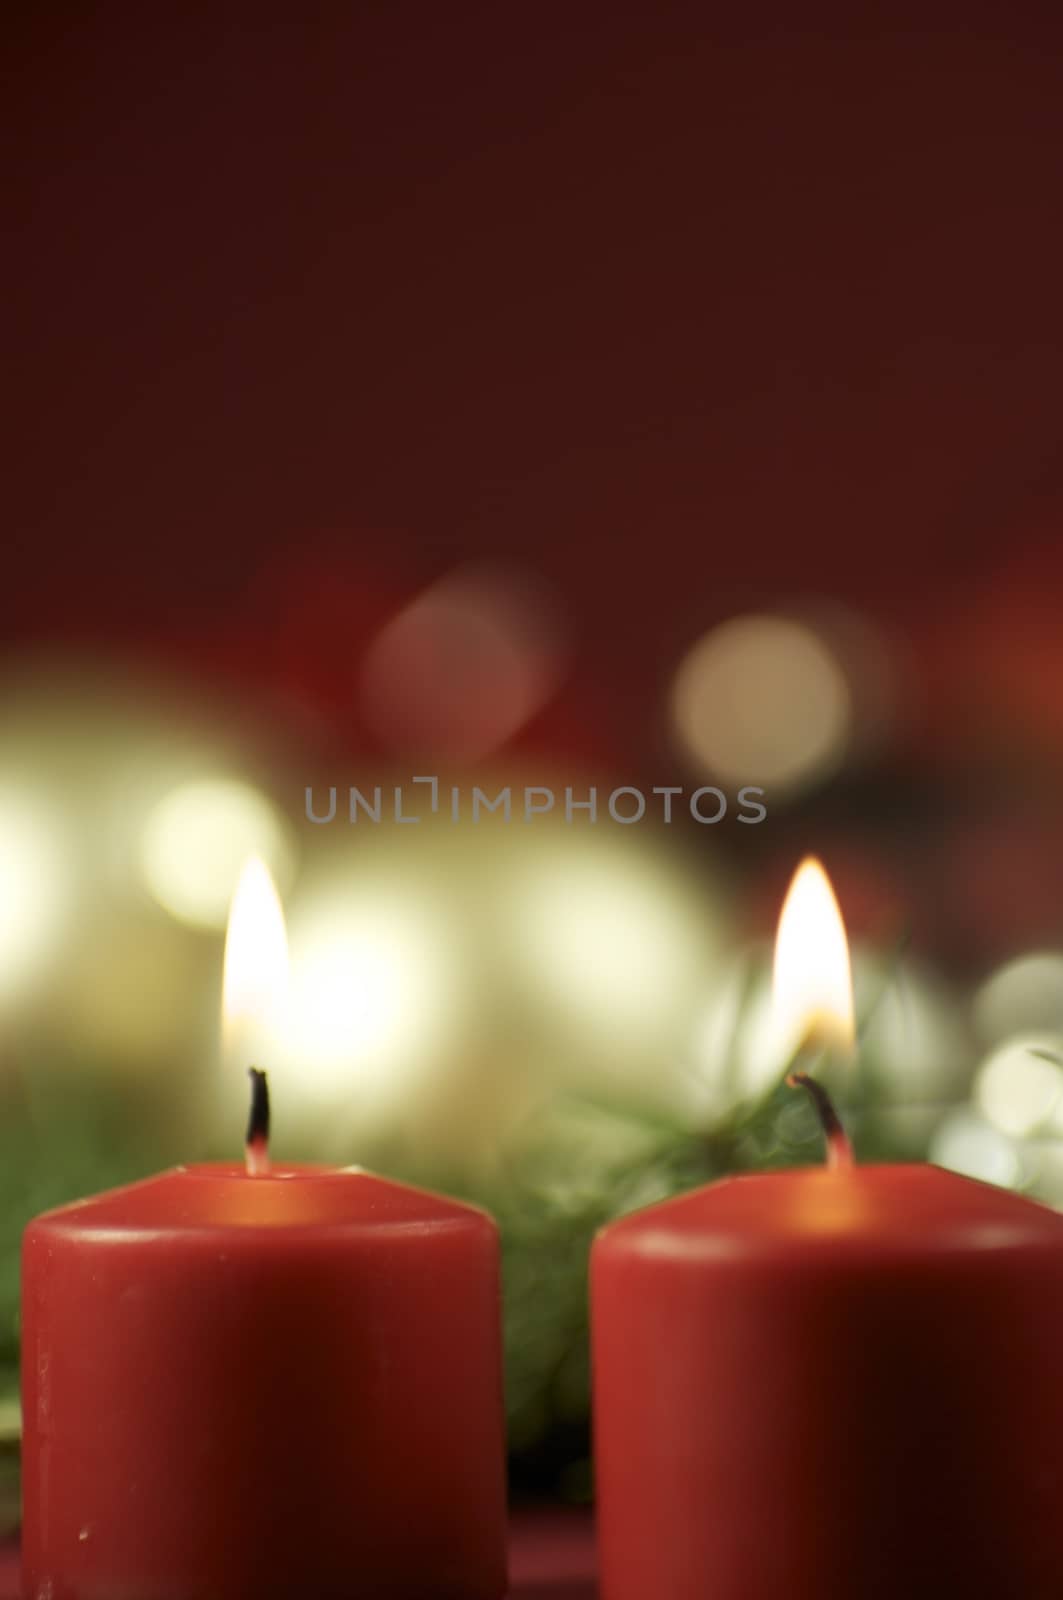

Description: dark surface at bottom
[1,1507,598,1598]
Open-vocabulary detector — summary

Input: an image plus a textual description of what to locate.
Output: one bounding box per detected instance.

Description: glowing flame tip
[222,856,288,1055]
[772,855,855,1059]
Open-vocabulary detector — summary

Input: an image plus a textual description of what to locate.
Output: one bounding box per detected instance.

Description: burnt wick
[245,1067,271,1178]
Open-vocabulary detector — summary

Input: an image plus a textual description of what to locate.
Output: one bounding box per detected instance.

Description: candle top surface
[598,1163,1063,1260]
[28,1164,493,1237]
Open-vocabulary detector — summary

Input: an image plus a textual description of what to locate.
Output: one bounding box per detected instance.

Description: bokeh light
[1026,1143,1063,1207]
[508,836,725,1123]
[0,783,67,1001]
[855,954,968,1103]
[931,1109,1023,1189]
[692,955,781,1120]
[972,952,1063,1046]
[670,614,852,796]
[140,778,295,930]
[514,846,714,1042]
[276,880,458,1117]
[360,563,568,761]
[974,1036,1063,1139]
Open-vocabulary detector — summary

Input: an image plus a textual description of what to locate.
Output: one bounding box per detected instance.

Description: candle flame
[222,856,289,1064]
[772,856,855,1059]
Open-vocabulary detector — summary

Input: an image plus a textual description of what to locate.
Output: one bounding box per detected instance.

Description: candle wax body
[22,1165,507,1600]
[592,1164,1063,1600]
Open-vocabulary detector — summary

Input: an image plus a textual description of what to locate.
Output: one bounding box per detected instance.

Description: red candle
[21,860,508,1600]
[591,859,1063,1600]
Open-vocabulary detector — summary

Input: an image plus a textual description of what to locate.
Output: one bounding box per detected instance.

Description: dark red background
[7,6,1063,642]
